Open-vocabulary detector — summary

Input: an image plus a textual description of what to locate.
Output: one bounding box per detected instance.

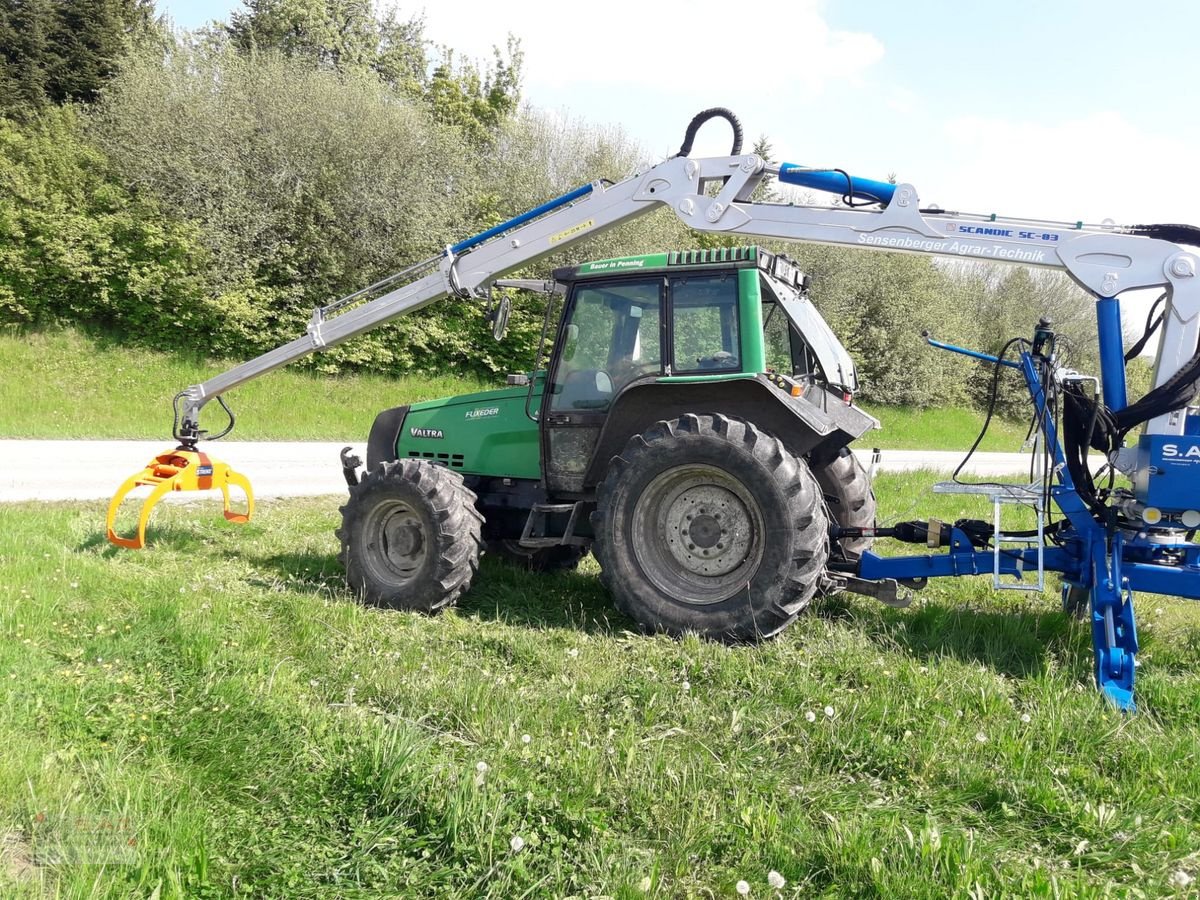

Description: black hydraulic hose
[1124,292,1166,362]
[676,107,743,158]
[1128,223,1200,248]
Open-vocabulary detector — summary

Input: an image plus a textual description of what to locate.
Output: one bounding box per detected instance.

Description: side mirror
[491,294,511,341]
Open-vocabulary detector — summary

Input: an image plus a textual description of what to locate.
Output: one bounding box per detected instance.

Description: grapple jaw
[105,448,254,549]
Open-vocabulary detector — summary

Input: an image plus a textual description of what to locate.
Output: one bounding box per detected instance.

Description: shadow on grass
[815,590,1088,680]
[236,550,349,595]
[240,549,635,636]
[181,539,1088,678]
[76,523,225,556]
[459,557,636,636]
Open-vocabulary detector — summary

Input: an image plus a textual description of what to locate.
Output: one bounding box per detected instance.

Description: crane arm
[175,115,1200,444]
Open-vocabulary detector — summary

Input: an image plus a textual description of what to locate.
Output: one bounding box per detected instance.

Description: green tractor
[338,246,878,640]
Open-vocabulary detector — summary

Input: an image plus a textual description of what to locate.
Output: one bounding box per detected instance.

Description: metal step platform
[932,480,1045,592]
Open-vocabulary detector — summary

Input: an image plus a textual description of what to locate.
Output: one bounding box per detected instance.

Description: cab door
[541,276,664,494]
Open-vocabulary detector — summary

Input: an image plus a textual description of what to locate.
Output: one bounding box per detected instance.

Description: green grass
[3,474,1200,897]
[0,328,1031,451]
[858,404,1031,453]
[0,328,493,441]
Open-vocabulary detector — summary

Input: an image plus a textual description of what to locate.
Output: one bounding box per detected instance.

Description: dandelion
[903,729,913,739]
[975,731,988,743]
[476,761,489,774]
[1021,713,1031,724]
[805,710,816,723]
[509,835,525,853]
[768,870,786,889]
[1169,871,1194,890]
[735,879,751,895]
[682,680,691,692]
[824,705,835,718]
[566,648,579,658]
[70,582,79,589]
[521,734,531,744]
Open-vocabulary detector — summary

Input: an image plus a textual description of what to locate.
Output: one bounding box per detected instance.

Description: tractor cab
[545,248,858,413]
[538,247,871,494]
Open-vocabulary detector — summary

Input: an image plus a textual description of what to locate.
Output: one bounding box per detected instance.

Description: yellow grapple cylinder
[106,448,254,550]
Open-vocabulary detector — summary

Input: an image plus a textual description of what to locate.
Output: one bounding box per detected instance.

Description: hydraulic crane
[107,109,1200,710]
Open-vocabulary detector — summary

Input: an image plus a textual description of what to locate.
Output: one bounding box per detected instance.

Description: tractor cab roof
[554,246,762,282]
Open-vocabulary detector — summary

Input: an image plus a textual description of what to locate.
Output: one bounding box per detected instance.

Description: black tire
[488,540,589,572]
[592,413,829,641]
[813,446,876,563]
[337,459,483,612]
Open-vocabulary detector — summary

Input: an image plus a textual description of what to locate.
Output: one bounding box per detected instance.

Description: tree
[227,0,378,70]
[224,1,522,145]
[424,41,521,145]
[0,0,159,118]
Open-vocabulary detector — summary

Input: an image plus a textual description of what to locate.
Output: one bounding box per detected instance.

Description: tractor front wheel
[593,414,829,641]
[338,460,483,612]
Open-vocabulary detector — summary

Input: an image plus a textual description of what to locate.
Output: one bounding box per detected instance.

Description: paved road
[0,440,1055,503]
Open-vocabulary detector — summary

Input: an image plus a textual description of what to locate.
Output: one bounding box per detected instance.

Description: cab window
[671,273,740,373]
[762,300,793,374]
[549,279,662,412]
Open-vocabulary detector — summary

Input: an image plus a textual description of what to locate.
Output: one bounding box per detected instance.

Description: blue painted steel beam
[926,335,1022,369]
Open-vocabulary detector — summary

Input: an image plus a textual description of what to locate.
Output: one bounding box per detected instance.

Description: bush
[0,106,213,343]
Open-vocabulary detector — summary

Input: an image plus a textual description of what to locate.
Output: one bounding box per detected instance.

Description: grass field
[0,329,493,442]
[2,473,1199,897]
[0,328,1032,452]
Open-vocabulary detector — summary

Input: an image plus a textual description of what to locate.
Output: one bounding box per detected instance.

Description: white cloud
[933,112,1196,226]
[403,0,884,96]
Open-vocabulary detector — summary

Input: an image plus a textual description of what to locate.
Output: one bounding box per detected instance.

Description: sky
[159,0,1200,228]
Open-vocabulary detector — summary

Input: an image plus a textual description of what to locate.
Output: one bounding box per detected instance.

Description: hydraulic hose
[676,107,743,158]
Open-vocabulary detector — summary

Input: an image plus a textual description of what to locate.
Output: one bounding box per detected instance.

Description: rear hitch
[832,574,914,609]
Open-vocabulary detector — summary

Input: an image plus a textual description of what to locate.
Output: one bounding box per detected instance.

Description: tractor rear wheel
[813,446,876,564]
[338,460,483,612]
[592,413,829,641]
[488,540,588,572]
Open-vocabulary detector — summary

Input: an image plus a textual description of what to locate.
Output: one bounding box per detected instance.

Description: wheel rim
[631,463,765,605]
[363,499,428,585]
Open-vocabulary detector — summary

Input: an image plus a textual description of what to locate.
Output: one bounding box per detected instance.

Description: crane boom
[176,130,1199,445]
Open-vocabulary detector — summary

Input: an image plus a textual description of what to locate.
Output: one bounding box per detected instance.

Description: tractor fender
[366,404,410,470]
[582,375,875,488]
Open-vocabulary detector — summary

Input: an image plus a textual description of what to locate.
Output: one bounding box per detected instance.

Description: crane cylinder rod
[1096,297,1129,411]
